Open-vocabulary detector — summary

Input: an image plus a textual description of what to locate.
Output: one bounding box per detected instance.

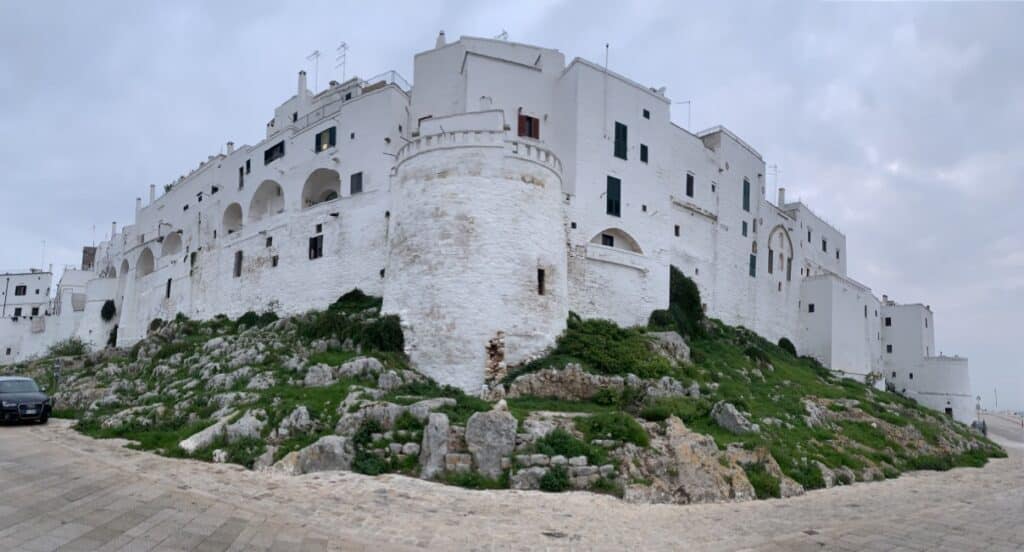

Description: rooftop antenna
[41,240,46,271]
[335,42,349,82]
[495,30,508,40]
[768,164,781,189]
[306,50,321,93]
[674,100,692,130]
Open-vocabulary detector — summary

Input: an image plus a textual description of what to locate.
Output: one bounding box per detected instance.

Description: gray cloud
[1,1,1020,408]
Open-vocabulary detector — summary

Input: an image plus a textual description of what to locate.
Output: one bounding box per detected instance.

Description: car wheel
[39,416,49,425]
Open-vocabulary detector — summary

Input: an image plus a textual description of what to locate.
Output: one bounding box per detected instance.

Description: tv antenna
[495,30,508,40]
[674,100,692,130]
[306,50,321,93]
[335,42,349,82]
[768,164,781,188]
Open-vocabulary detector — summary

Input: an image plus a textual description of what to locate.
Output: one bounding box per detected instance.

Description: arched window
[161,232,183,257]
[249,180,285,223]
[136,248,155,278]
[302,169,341,208]
[223,203,243,235]
[589,228,644,254]
[767,225,794,282]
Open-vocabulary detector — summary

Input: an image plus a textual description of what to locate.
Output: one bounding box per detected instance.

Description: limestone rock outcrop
[465,401,517,479]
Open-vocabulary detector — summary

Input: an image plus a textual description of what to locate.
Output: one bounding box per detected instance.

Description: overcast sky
[1,1,1021,409]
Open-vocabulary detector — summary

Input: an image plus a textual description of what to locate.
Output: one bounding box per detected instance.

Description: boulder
[253,446,278,471]
[179,417,231,454]
[377,370,404,392]
[337,357,385,378]
[273,436,353,475]
[246,372,276,390]
[225,410,266,443]
[511,467,548,490]
[617,417,755,505]
[203,337,227,353]
[647,331,691,364]
[419,413,449,480]
[407,398,456,421]
[507,364,625,401]
[212,449,229,463]
[803,399,828,428]
[644,376,689,399]
[273,406,315,442]
[304,364,335,387]
[711,401,760,434]
[465,403,517,479]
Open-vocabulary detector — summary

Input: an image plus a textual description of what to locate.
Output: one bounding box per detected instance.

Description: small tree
[100,300,117,322]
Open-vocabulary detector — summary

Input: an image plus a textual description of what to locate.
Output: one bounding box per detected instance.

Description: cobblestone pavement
[1,417,1022,551]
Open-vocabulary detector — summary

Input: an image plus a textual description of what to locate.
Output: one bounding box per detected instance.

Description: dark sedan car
[0,376,51,424]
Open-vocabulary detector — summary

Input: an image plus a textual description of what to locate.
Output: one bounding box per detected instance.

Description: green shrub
[100,300,117,322]
[352,449,389,475]
[353,419,383,447]
[358,315,404,352]
[777,337,796,356]
[665,266,705,338]
[153,341,191,361]
[442,471,508,490]
[393,411,424,432]
[236,311,279,329]
[743,346,769,364]
[639,397,711,424]
[647,309,674,330]
[48,338,89,357]
[531,428,607,466]
[590,476,623,497]
[329,289,382,313]
[148,318,165,333]
[742,462,781,499]
[106,325,118,348]
[539,465,571,492]
[549,318,672,379]
[576,412,649,447]
[771,447,826,490]
[593,388,619,406]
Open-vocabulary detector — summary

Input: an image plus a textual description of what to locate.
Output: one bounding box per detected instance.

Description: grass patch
[539,465,571,492]
[639,397,711,424]
[742,462,781,499]
[575,412,648,447]
[442,471,509,490]
[529,428,608,466]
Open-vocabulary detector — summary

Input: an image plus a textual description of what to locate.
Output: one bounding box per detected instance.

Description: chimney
[298,71,308,101]
[882,294,889,304]
[149,184,156,203]
[227,141,235,154]
[777,187,786,206]
[435,30,446,49]
[111,222,117,239]
[136,197,142,212]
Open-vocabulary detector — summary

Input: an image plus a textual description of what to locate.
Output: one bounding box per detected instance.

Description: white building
[0,34,974,422]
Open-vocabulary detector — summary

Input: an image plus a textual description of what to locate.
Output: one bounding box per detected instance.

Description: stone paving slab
[0,417,1022,550]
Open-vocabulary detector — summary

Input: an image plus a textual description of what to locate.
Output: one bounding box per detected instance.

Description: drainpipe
[2,277,8,317]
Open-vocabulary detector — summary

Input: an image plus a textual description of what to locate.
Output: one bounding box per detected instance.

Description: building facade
[0,34,974,421]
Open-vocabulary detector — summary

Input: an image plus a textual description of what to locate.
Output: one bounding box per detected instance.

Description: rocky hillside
[9,280,1004,505]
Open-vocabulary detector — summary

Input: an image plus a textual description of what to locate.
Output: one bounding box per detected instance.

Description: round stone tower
[384,117,568,393]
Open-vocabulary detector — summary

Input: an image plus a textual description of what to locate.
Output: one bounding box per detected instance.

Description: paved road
[1,419,1022,551]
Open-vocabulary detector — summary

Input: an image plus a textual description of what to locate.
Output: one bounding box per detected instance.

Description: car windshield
[0,380,39,394]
